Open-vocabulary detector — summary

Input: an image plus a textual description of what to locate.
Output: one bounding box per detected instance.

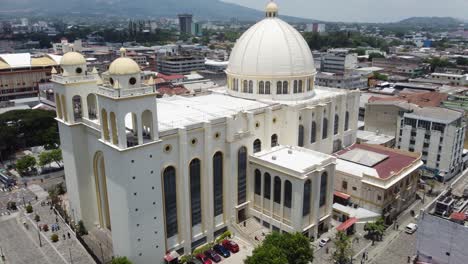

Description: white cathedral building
[53,2,360,263]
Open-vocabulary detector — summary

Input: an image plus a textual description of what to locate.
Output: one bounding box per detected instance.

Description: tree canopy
[38,149,63,168]
[332,231,354,264]
[16,155,37,175]
[364,217,386,242]
[245,232,313,264]
[303,31,389,52]
[111,257,133,264]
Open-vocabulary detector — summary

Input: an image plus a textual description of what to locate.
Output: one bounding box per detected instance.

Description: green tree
[16,155,37,175]
[25,204,33,214]
[368,52,385,60]
[426,57,455,72]
[245,232,313,264]
[373,72,389,81]
[38,151,53,168]
[49,149,63,168]
[456,57,468,66]
[51,233,59,242]
[331,231,353,264]
[364,217,386,242]
[111,256,133,264]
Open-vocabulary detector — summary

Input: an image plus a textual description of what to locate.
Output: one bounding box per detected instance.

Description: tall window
[264,173,271,200]
[274,176,281,204]
[253,139,261,153]
[276,81,282,94]
[284,180,292,208]
[302,180,311,216]
[265,81,271,94]
[298,80,303,93]
[259,81,265,94]
[298,125,304,147]
[334,114,339,135]
[319,172,328,207]
[190,159,202,227]
[283,81,288,94]
[163,166,178,238]
[234,79,238,91]
[248,80,253,93]
[254,169,261,195]
[243,80,248,93]
[271,134,278,147]
[293,80,298,93]
[237,147,247,204]
[307,79,312,91]
[323,117,328,139]
[311,121,317,143]
[213,152,223,217]
[345,111,350,131]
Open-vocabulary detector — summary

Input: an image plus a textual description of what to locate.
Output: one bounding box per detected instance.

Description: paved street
[0,186,36,216]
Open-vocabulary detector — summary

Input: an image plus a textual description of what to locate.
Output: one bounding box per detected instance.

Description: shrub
[111,256,133,264]
[215,230,232,243]
[43,224,49,232]
[7,201,17,210]
[179,255,194,264]
[25,204,33,214]
[51,234,59,242]
[77,220,88,235]
[193,242,214,255]
[34,214,40,222]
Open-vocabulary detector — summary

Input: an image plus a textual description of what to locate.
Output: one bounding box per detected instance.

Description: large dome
[226,16,315,77]
[60,51,86,66]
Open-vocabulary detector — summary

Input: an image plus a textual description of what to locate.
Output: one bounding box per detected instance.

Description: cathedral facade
[53,2,360,263]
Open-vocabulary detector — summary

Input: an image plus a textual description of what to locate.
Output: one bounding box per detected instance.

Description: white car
[319,237,330,247]
[405,223,418,234]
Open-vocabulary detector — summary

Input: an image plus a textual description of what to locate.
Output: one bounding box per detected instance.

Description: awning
[164,251,180,262]
[336,217,357,232]
[450,212,466,221]
[334,191,351,200]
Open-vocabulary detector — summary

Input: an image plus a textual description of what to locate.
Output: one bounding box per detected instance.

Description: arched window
[276,81,282,94]
[101,109,109,141]
[87,94,97,120]
[264,173,271,200]
[265,81,271,94]
[253,139,261,153]
[213,152,223,217]
[271,134,278,147]
[284,180,292,208]
[163,166,178,238]
[323,117,328,139]
[259,81,265,94]
[243,80,248,93]
[190,159,202,226]
[298,125,304,147]
[249,80,253,93]
[345,111,350,131]
[283,81,288,94]
[334,114,339,135]
[110,112,118,145]
[237,147,247,204]
[254,169,261,195]
[142,110,153,141]
[311,121,317,143]
[125,112,139,147]
[303,179,311,216]
[319,172,328,207]
[72,95,82,121]
[293,80,298,93]
[299,80,303,93]
[234,79,238,91]
[274,176,281,204]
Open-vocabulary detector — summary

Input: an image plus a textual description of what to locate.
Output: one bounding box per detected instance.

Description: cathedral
[53,2,360,263]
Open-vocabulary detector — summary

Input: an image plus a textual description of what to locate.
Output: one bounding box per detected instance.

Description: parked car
[222,239,239,253]
[213,244,230,258]
[196,253,212,264]
[319,237,330,247]
[405,223,418,234]
[204,250,222,263]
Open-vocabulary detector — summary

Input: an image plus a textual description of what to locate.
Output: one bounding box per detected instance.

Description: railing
[52,74,99,84]
[98,85,156,98]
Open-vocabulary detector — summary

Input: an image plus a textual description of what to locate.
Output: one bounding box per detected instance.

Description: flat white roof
[357,130,395,145]
[338,148,388,167]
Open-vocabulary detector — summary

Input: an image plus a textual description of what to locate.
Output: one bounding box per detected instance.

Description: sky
[223,0,468,23]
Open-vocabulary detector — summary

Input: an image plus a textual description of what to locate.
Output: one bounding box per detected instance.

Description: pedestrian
[35,196,38,201]
[366,252,369,260]
[407,256,411,263]
[63,234,66,240]
[397,224,400,230]
[67,232,71,239]
[56,217,58,223]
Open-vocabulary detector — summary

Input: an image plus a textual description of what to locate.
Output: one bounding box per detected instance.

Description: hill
[396,17,462,27]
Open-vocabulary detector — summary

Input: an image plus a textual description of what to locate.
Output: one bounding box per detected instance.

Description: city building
[53,38,83,54]
[430,72,468,86]
[315,72,367,90]
[305,23,326,33]
[156,55,205,75]
[178,14,193,35]
[0,53,61,101]
[191,22,202,36]
[321,51,358,74]
[372,56,427,78]
[53,3,360,263]
[334,144,422,223]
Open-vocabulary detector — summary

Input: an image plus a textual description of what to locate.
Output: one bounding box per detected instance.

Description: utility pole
[69,248,73,264]
[99,243,104,264]
[38,229,42,247]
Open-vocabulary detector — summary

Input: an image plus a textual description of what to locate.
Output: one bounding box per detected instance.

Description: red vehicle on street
[222,239,239,253]
[196,253,212,264]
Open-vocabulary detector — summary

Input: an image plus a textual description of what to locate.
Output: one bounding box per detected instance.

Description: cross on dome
[266,1,278,18]
[119,47,127,57]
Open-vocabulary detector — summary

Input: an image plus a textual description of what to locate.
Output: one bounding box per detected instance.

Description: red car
[196,253,212,264]
[222,239,239,253]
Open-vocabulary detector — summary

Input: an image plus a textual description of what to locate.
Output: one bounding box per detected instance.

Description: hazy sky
[223,0,468,23]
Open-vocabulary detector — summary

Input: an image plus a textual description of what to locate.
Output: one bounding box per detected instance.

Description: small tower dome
[60,51,86,66]
[108,48,140,76]
[266,1,278,17]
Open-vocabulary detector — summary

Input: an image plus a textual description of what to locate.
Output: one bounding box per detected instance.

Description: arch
[322,117,328,139]
[282,81,288,94]
[284,180,292,208]
[264,173,271,200]
[302,179,311,216]
[93,151,111,230]
[213,152,224,217]
[254,169,262,195]
[298,125,304,147]
[142,110,153,141]
[55,94,63,119]
[248,80,253,93]
[163,166,178,238]
[72,95,82,121]
[299,80,303,93]
[273,176,281,204]
[243,80,248,93]
[345,111,350,131]
[319,172,328,207]
[311,121,317,143]
[190,159,202,227]
[334,114,339,135]
[61,94,68,122]
[271,134,278,147]
[293,80,298,93]
[87,94,98,120]
[237,147,247,204]
[276,81,282,94]
[101,109,110,141]
[253,139,262,153]
[265,81,271,94]
[125,112,139,147]
[259,81,265,94]
[110,112,118,145]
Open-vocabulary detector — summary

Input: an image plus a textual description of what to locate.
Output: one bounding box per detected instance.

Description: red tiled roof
[369,92,448,107]
[335,144,420,179]
[334,191,351,200]
[336,217,357,232]
[158,73,185,81]
[157,86,189,96]
[450,212,466,221]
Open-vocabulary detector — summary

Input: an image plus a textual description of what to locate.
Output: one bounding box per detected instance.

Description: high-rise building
[178,14,193,35]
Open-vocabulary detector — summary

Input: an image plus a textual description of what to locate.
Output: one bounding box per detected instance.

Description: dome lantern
[266,1,278,18]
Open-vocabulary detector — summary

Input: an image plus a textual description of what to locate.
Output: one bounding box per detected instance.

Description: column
[177,128,191,252]
[311,172,321,239]
[291,180,302,231]
[203,122,214,241]
[136,114,143,145]
[118,112,127,149]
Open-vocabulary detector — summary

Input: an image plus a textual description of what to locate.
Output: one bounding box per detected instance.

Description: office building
[178,14,193,35]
